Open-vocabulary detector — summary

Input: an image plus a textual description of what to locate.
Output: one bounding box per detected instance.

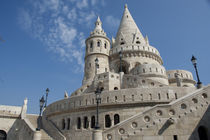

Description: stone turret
[83,17,110,85]
[110,5,163,74]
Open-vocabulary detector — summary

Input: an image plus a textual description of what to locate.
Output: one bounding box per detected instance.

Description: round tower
[110,5,163,73]
[83,17,110,85]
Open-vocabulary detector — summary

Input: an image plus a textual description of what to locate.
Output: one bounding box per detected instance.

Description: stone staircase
[26,114,54,140]
[103,85,210,140]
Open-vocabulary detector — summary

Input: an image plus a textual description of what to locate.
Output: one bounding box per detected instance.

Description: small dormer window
[136,41,140,44]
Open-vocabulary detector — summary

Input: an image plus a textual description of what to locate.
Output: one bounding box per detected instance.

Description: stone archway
[198,126,208,140]
[114,60,129,74]
[0,130,7,140]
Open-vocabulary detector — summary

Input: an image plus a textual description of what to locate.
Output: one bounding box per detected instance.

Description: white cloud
[76,0,88,9]
[91,0,97,6]
[67,8,77,20]
[18,0,106,72]
[105,15,120,29]
[18,9,32,31]
[78,11,96,25]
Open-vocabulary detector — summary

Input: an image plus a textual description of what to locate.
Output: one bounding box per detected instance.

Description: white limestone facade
[1,4,210,140]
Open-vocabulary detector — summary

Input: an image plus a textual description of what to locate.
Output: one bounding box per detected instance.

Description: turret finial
[145,35,149,45]
[64,91,68,99]
[125,4,128,9]
[97,16,101,22]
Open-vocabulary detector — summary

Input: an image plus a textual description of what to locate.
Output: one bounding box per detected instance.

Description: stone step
[27,114,39,128]
[41,130,54,140]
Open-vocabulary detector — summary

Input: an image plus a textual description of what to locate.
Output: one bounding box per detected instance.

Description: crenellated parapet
[122,63,168,88]
[167,70,196,87]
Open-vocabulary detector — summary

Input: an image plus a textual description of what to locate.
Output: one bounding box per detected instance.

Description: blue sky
[0,0,210,114]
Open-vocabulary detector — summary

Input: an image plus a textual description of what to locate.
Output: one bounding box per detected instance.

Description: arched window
[123,95,126,102]
[132,95,134,101]
[149,94,152,100]
[107,97,109,103]
[143,69,146,73]
[90,41,93,52]
[175,93,178,99]
[105,115,111,128]
[0,130,7,140]
[91,116,95,128]
[114,87,118,90]
[104,42,107,49]
[67,118,70,130]
[115,96,117,102]
[77,117,81,129]
[62,119,65,130]
[114,114,120,125]
[97,41,100,47]
[167,93,169,99]
[90,41,93,48]
[84,116,89,129]
[158,93,161,100]
[120,42,125,45]
[149,68,152,72]
[198,126,208,140]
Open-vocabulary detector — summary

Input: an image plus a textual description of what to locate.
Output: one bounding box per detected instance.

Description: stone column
[92,129,103,140]
[33,131,42,140]
[120,72,124,89]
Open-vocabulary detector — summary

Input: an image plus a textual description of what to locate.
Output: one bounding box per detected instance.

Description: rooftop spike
[145,35,149,45]
[96,16,101,22]
[125,4,128,9]
[64,91,68,99]
[94,16,102,31]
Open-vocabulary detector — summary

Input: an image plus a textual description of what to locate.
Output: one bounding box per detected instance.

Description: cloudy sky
[1,0,210,114]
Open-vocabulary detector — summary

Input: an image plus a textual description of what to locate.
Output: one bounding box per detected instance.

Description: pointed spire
[145,35,149,45]
[23,98,28,105]
[90,16,106,37]
[94,16,102,32]
[115,4,145,46]
[64,91,68,99]
[125,4,128,9]
[112,36,115,44]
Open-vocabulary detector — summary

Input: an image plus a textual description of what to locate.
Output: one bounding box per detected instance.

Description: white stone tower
[83,17,110,85]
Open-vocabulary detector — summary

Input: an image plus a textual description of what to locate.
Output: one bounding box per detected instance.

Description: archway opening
[77,117,81,129]
[84,116,89,129]
[91,116,95,128]
[0,130,7,140]
[105,115,111,128]
[198,126,208,140]
[114,114,120,125]
[114,87,118,90]
[62,119,65,130]
[118,65,128,74]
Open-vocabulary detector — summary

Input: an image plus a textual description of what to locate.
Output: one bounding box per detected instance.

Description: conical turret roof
[115,4,145,46]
